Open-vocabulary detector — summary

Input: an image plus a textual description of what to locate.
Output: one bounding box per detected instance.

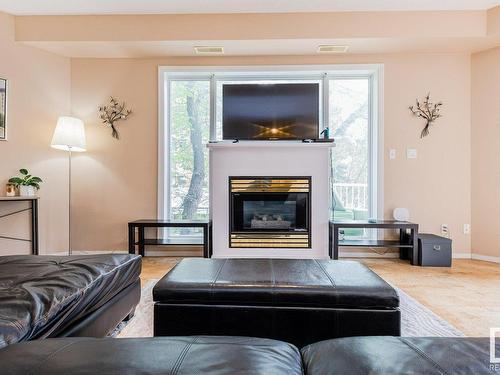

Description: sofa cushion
[0,254,141,348]
[301,336,497,374]
[0,336,303,375]
[153,258,398,309]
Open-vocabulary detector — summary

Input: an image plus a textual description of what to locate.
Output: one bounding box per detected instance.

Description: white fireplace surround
[208,141,334,258]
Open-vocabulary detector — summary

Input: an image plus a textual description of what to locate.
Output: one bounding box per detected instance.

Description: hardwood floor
[140,257,500,337]
[361,258,500,337]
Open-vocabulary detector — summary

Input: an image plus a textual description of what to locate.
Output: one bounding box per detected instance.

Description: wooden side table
[329,220,419,265]
[0,196,39,255]
[128,219,212,258]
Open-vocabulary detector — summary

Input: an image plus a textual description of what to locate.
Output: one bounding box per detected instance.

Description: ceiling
[1,0,500,15]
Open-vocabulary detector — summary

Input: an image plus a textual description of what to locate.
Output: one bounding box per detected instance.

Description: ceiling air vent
[317,45,349,53]
[194,46,224,54]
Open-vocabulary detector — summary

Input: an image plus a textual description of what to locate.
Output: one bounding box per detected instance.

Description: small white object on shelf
[393,207,410,221]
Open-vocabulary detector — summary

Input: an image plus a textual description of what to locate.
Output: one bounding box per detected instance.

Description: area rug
[114,280,464,338]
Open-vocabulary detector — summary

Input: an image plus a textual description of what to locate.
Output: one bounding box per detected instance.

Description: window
[159,66,381,239]
[330,78,371,234]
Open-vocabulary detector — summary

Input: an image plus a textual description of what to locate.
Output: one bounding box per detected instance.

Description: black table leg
[410,228,418,266]
[333,225,339,260]
[202,225,209,258]
[128,224,135,254]
[328,224,333,259]
[208,221,213,258]
[31,199,39,255]
[399,229,408,260]
[138,226,145,257]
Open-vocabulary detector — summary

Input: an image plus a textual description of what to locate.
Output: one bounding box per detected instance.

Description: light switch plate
[389,149,396,160]
[407,148,417,159]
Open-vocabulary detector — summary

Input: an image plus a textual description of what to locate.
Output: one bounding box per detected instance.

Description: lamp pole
[68,146,72,255]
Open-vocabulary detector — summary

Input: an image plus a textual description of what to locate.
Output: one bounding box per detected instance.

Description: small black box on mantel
[418,234,452,267]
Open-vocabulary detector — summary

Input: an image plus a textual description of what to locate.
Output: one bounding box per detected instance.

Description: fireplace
[229,177,311,248]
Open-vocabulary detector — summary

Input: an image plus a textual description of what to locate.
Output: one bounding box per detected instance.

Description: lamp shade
[51,116,86,152]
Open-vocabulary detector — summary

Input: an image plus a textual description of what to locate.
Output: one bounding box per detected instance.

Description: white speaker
[393,208,410,222]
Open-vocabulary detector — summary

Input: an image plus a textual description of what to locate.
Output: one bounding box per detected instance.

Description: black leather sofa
[154,258,400,347]
[0,254,141,348]
[0,336,495,374]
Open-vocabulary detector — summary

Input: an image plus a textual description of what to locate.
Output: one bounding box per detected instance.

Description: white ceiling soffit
[1,0,500,15]
[23,37,500,58]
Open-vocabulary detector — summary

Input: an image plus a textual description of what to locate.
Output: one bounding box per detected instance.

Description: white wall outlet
[389,149,396,160]
[463,224,470,234]
[441,224,449,237]
[407,148,418,159]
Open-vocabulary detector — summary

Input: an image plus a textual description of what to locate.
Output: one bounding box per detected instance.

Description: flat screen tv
[222,83,319,140]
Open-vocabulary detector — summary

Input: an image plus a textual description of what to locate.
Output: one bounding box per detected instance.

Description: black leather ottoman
[301,336,497,374]
[0,336,303,375]
[153,258,400,347]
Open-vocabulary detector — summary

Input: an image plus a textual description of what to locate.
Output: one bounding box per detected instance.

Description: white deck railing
[333,183,368,210]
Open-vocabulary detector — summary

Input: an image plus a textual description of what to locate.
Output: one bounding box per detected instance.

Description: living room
[0,1,499,373]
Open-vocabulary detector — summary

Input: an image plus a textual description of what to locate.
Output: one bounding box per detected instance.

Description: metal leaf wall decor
[409,93,443,138]
[98,97,132,139]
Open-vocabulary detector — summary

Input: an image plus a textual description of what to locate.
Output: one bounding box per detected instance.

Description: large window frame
[158,65,384,236]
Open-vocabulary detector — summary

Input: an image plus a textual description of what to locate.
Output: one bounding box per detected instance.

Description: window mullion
[322,73,329,132]
[209,74,216,141]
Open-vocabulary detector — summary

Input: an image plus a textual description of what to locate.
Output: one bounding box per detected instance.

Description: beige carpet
[116,279,463,338]
[116,280,156,338]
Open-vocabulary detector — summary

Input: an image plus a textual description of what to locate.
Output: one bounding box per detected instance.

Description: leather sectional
[153,258,400,347]
[0,336,496,374]
[0,254,141,348]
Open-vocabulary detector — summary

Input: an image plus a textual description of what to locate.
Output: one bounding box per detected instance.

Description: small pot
[5,183,16,197]
[19,185,36,197]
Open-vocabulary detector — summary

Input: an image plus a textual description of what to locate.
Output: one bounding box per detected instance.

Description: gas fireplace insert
[229,177,311,248]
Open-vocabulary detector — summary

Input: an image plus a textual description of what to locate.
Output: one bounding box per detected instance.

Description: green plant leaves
[9,169,43,189]
[8,177,23,185]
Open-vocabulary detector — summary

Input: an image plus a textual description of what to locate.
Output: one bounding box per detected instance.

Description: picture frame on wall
[0,78,6,141]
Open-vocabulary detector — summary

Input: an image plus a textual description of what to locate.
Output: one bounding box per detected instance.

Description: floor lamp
[51,116,86,255]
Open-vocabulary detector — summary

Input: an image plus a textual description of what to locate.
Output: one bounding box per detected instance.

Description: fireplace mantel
[207,140,335,149]
[208,141,334,259]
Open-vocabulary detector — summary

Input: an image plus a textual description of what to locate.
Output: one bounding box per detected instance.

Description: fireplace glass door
[231,193,309,233]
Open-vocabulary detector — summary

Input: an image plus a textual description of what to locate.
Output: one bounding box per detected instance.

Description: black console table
[128,219,212,258]
[329,220,419,265]
[0,197,39,255]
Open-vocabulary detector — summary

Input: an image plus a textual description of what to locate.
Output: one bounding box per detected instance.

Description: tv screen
[222,83,319,140]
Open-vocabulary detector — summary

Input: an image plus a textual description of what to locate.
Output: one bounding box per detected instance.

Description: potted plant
[8,169,43,197]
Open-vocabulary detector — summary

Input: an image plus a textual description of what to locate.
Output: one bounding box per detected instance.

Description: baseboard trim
[71,250,200,257]
[339,252,399,258]
[453,252,471,259]
[340,251,473,260]
[471,253,500,264]
[71,250,127,255]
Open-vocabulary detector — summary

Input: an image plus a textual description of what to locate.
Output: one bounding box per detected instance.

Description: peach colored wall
[471,47,500,258]
[71,53,471,255]
[0,12,71,255]
[15,11,486,42]
[487,6,500,35]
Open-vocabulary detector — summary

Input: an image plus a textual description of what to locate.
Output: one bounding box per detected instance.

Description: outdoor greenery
[329,79,369,186]
[8,169,43,189]
[169,81,210,222]
[0,114,5,140]
[1,80,6,138]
